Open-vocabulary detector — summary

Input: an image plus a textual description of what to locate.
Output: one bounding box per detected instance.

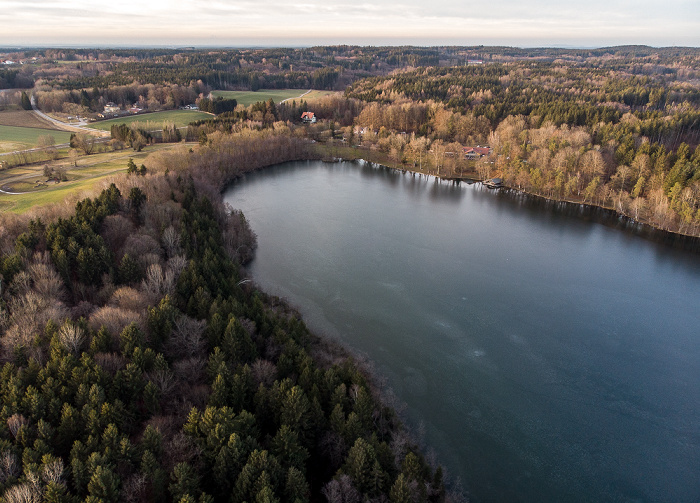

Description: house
[463,146,492,159]
[483,177,503,189]
[104,102,121,114]
[301,111,316,123]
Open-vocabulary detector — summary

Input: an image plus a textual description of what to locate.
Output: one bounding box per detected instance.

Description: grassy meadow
[0,110,59,129]
[0,125,73,152]
[0,143,188,213]
[86,110,212,131]
[210,89,340,106]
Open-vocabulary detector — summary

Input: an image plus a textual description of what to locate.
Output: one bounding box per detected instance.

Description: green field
[210,89,340,106]
[86,110,212,131]
[0,143,189,213]
[0,125,73,152]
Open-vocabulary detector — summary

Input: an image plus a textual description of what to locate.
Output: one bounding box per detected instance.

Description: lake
[223,160,700,502]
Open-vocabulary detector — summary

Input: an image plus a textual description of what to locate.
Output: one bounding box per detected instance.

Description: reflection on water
[225,160,700,503]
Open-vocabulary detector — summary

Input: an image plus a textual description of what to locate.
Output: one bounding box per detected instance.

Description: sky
[0,0,698,48]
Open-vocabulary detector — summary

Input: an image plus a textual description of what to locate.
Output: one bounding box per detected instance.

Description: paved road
[30,95,110,137]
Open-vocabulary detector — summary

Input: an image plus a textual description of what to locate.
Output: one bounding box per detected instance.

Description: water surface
[223,160,700,502]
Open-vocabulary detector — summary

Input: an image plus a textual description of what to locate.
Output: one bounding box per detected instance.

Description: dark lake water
[223,160,700,503]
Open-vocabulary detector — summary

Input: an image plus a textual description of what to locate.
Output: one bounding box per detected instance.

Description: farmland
[0,124,72,152]
[86,109,212,131]
[0,110,60,129]
[210,88,340,106]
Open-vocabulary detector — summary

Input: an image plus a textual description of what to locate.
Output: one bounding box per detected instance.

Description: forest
[2,45,699,235]
[0,130,447,502]
[1,43,699,501]
[0,46,700,503]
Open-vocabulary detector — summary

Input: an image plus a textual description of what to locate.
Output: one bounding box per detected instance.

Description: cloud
[0,0,697,46]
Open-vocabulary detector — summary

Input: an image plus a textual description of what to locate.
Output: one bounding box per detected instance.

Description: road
[0,138,112,158]
[279,89,312,104]
[29,95,110,137]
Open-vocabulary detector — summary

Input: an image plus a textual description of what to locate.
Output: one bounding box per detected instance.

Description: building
[104,102,121,114]
[301,111,316,123]
[463,146,492,159]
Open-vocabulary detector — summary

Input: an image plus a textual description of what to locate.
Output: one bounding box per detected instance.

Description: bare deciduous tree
[72,133,97,155]
[3,291,68,362]
[121,473,148,503]
[89,306,144,340]
[321,474,359,503]
[94,352,127,376]
[141,263,171,305]
[173,357,205,384]
[167,255,188,279]
[146,369,176,401]
[28,255,64,301]
[122,233,162,267]
[162,225,181,257]
[0,449,20,483]
[251,359,277,388]
[101,214,135,256]
[109,286,147,312]
[59,323,85,355]
[41,458,64,485]
[7,414,28,438]
[2,482,42,503]
[166,315,206,360]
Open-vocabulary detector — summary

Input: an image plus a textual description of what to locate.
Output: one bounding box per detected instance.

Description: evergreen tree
[20,91,32,110]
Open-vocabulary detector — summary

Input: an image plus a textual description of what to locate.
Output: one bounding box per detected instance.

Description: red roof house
[301,111,316,123]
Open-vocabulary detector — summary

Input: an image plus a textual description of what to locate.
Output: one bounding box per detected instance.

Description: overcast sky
[1,0,698,48]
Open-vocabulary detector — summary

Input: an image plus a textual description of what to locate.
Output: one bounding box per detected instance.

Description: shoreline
[316,151,700,250]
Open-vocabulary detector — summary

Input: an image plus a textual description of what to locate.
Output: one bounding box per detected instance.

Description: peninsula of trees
[0,131,446,502]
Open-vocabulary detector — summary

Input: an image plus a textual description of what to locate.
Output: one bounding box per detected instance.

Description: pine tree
[170,462,201,502]
[87,464,120,502]
[20,91,32,110]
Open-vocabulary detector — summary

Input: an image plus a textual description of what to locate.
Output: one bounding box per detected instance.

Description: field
[210,89,340,106]
[0,110,60,129]
[86,110,212,131]
[0,125,73,153]
[0,143,188,213]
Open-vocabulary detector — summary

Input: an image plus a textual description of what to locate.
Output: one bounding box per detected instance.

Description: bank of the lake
[224,159,700,502]
[313,143,700,241]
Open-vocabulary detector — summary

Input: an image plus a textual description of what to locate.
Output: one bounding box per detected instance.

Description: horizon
[1,0,698,48]
[2,43,698,51]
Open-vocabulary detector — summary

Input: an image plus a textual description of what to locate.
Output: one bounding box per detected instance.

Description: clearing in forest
[86,110,213,131]
[211,89,340,106]
[0,143,189,212]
